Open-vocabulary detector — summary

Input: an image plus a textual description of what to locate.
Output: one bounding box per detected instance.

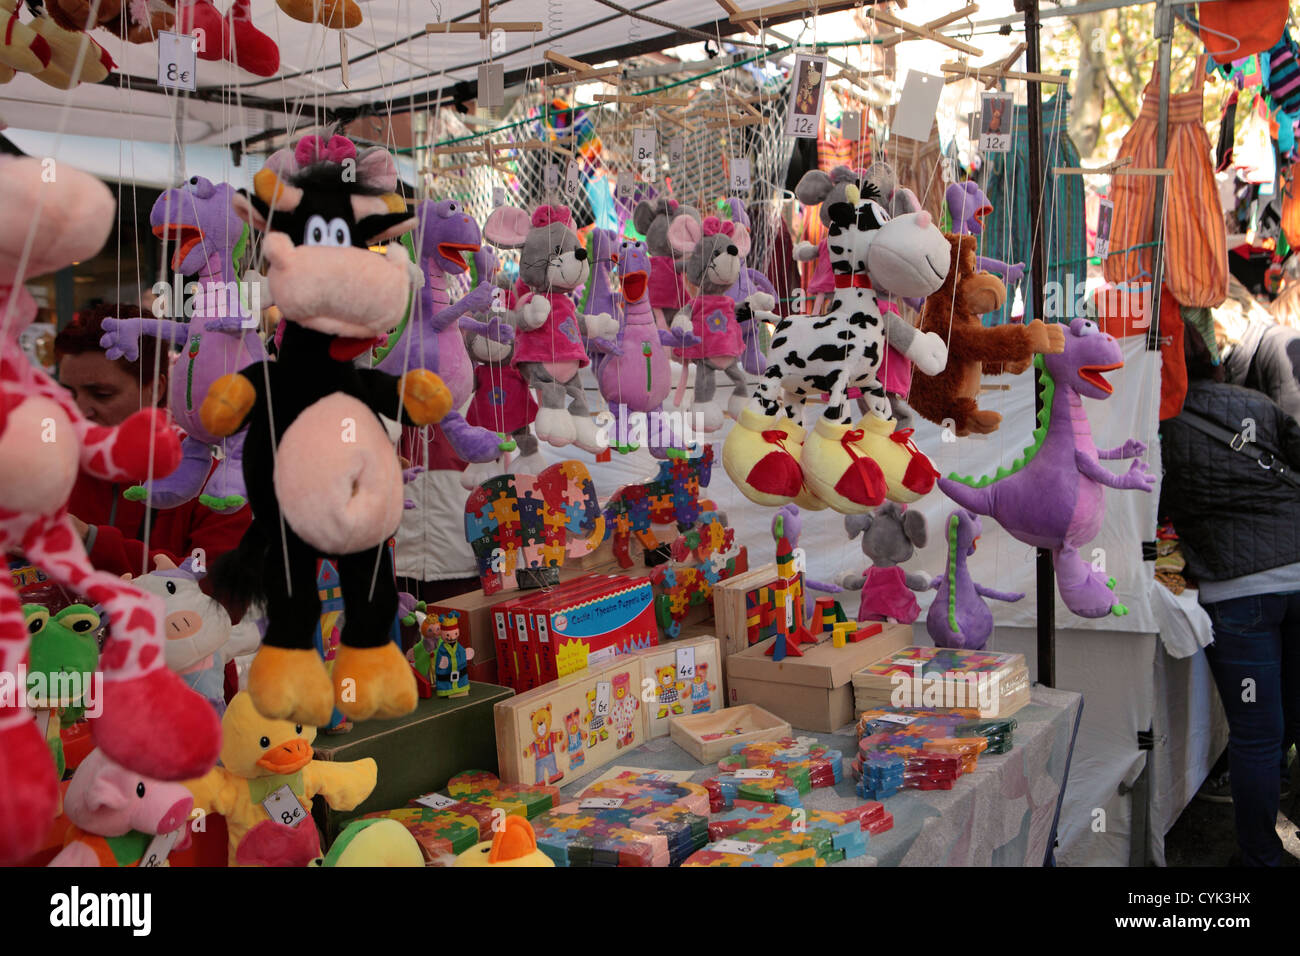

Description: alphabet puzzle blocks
[683,800,890,866]
[465,460,605,595]
[602,446,714,568]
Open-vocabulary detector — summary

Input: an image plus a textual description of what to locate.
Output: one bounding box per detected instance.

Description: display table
[556,685,1082,866]
[312,682,514,841]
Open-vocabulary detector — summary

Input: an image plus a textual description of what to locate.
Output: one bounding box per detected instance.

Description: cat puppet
[202,134,452,727]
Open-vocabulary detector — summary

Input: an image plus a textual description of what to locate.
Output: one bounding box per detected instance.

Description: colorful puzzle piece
[602,446,715,568]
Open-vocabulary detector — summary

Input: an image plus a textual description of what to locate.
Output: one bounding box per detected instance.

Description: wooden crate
[668,704,792,764]
[632,634,723,738]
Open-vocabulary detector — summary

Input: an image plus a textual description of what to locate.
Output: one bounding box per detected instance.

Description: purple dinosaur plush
[593,236,698,456]
[579,228,620,349]
[99,176,266,513]
[945,181,1025,286]
[370,198,504,463]
[927,509,1024,650]
[719,197,778,376]
[938,318,1155,618]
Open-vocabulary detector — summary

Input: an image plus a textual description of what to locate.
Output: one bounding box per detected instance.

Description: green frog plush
[24,604,101,778]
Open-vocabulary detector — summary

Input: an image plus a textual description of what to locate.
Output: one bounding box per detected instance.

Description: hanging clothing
[885,116,946,225]
[983,92,1087,324]
[1198,0,1289,65]
[1103,56,1229,310]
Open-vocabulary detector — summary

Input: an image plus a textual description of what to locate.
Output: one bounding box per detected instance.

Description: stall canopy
[0,0,838,145]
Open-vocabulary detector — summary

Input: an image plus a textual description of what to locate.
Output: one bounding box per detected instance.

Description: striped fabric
[1103,55,1228,309]
[1265,29,1300,116]
[884,116,946,224]
[982,92,1087,324]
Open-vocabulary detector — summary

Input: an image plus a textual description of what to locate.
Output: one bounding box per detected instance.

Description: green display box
[312,682,514,841]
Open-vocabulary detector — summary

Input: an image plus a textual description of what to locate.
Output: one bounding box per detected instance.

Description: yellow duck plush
[454,815,554,867]
[186,692,377,867]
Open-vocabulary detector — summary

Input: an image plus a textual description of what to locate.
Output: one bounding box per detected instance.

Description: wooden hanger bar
[728,0,867,24]
[544,51,590,72]
[427,2,541,37]
[940,62,1066,84]
[593,94,692,106]
[715,0,759,35]
[706,116,766,128]
[924,3,980,31]
[494,139,574,159]
[432,143,489,155]
[1054,157,1171,176]
[870,9,983,56]
[544,65,625,87]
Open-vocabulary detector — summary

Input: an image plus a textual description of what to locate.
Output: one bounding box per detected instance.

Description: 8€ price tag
[262,784,306,828]
[564,160,581,200]
[633,128,657,166]
[157,31,197,92]
[141,827,184,867]
[668,136,684,168]
[729,157,751,192]
[616,173,634,200]
[544,164,560,191]
[492,186,506,208]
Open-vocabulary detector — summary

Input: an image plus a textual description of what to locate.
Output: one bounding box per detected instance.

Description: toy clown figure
[431,613,472,698]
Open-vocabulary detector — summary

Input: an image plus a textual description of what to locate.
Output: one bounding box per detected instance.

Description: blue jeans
[1202,590,1300,866]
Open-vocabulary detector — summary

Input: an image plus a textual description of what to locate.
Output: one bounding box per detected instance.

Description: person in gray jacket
[1161,325,1300,866]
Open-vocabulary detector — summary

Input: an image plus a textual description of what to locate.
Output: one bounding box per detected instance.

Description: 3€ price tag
[729,157,751,193]
[415,792,459,810]
[140,827,184,867]
[157,31,197,92]
[713,839,762,855]
[733,768,775,780]
[668,136,684,167]
[564,160,581,200]
[633,128,657,166]
[594,680,612,719]
[676,645,696,682]
[262,784,306,828]
[579,797,625,809]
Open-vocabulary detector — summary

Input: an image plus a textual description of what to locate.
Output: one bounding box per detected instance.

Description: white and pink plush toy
[48,749,195,867]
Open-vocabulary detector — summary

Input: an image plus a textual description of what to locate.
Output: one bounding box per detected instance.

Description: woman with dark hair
[1160,323,1300,866]
[54,303,251,582]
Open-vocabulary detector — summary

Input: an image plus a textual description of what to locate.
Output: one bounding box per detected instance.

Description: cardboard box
[543,576,658,678]
[851,646,1030,719]
[311,681,513,841]
[632,634,723,737]
[725,625,912,733]
[495,656,647,786]
[668,704,793,764]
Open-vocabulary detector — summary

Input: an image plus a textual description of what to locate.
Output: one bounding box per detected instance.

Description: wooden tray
[668,704,792,764]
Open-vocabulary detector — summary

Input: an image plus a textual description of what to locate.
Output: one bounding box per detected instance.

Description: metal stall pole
[1016,0,1055,688]
[1146,0,1173,351]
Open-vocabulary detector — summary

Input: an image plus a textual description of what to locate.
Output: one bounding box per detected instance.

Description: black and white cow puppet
[722,182,952,515]
[201,134,453,727]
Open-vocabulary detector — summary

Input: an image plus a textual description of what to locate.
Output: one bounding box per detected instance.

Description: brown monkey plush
[909,234,1064,436]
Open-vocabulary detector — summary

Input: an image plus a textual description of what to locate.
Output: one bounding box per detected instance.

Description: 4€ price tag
[262,784,307,828]
[157,31,197,92]
[729,157,751,193]
[676,645,696,682]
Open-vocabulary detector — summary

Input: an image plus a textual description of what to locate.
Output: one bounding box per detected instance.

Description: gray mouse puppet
[837,502,931,624]
[634,196,702,330]
[482,203,619,453]
[666,214,758,431]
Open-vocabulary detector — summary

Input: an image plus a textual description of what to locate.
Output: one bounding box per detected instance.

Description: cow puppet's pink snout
[165,610,202,640]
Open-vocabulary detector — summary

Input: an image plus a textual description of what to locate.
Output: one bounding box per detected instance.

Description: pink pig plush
[48,749,194,867]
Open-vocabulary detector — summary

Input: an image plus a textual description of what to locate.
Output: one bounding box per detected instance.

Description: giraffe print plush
[0,157,221,864]
[722,183,952,515]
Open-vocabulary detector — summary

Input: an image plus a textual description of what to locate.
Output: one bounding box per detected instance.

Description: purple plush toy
[371,197,504,463]
[945,181,1026,286]
[927,509,1024,650]
[99,176,266,513]
[938,318,1155,618]
[719,197,779,376]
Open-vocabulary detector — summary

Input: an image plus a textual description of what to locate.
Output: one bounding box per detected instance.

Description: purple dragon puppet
[370,197,505,463]
[100,176,266,512]
[938,318,1154,618]
[945,181,1025,286]
[927,508,1024,650]
[592,235,698,456]
[718,197,778,376]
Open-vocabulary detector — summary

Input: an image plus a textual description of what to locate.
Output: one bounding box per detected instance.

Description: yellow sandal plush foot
[333,642,418,722]
[30,15,113,87]
[0,6,51,74]
[799,417,887,514]
[722,409,806,508]
[850,414,939,503]
[248,645,335,727]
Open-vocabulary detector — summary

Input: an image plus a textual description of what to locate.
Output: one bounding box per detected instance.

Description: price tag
[140,827,184,868]
[564,160,581,200]
[729,157,751,193]
[732,768,775,780]
[713,839,762,855]
[339,31,349,88]
[616,172,635,200]
[791,546,807,574]
[841,110,862,142]
[633,128,657,166]
[262,784,306,828]
[785,597,794,630]
[579,797,625,809]
[477,62,505,108]
[544,164,560,191]
[32,708,50,738]
[978,91,1014,154]
[492,186,506,208]
[785,53,828,138]
[892,71,944,142]
[1095,198,1114,259]
[415,792,459,810]
[594,680,612,719]
[537,617,550,644]
[875,713,918,726]
[157,31,197,92]
[668,136,684,167]
[676,645,696,682]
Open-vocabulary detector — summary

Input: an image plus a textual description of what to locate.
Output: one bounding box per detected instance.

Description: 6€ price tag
[157,31,197,92]
[729,157,751,192]
[415,792,459,810]
[141,827,184,867]
[594,681,612,719]
[676,645,696,682]
[262,784,306,828]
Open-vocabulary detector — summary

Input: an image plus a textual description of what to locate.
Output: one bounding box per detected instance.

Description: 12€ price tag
[262,784,306,828]
[157,31,197,92]
[729,157,751,192]
[415,792,459,810]
[676,645,696,682]
[978,91,1014,154]
[141,827,184,867]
